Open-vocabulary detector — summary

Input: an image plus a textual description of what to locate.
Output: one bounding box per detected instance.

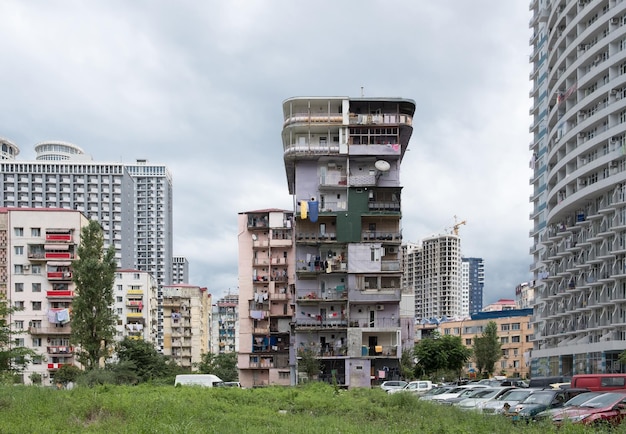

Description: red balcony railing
[47,363,70,370]
[46,290,74,298]
[47,271,73,280]
[45,252,74,260]
[45,234,72,242]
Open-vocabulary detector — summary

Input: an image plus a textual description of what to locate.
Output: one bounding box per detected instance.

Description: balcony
[45,252,74,260]
[294,319,348,330]
[45,233,72,242]
[126,289,143,295]
[47,271,72,280]
[126,312,144,319]
[47,363,71,371]
[47,346,74,354]
[29,325,71,335]
[46,290,74,299]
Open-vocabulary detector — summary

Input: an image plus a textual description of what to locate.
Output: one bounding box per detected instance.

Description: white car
[387,380,433,395]
[429,385,489,403]
[379,380,408,392]
[455,387,517,411]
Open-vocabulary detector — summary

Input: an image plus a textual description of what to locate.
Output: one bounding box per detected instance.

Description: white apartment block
[113,270,158,343]
[2,207,89,386]
[413,234,463,322]
[529,0,626,376]
[161,284,210,369]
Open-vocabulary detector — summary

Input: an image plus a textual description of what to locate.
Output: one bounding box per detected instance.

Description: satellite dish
[251,234,258,241]
[375,160,390,172]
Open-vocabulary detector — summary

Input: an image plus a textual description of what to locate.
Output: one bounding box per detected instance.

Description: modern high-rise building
[413,234,463,322]
[529,1,626,375]
[462,257,484,315]
[0,141,173,350]
[2,207,89,385]
[171,256,189,284]
[283,96,415,387]
[237,209,294,388]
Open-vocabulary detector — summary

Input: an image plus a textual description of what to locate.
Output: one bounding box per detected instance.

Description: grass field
[0,383,617,433]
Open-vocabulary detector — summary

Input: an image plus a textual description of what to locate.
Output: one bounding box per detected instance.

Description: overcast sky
[0,1,533,305]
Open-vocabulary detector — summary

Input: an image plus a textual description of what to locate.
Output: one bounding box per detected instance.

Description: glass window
[32,283,41,292]
[15,283,24,292]
[14,227,23,236]
[31,228,41,237]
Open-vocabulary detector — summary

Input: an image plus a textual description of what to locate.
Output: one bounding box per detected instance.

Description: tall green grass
[0,383,617,433]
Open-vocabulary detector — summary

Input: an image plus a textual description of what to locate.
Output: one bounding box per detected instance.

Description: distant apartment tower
[414,234,463,322]
[0,141,174,350]
[462,257,484,315]
[211,293,239,354]
[283,96,415,387]
[2,207,89,385]
[237,209,294,388]
[161,284,210,369]
[515,282,535,309]
[113,270,158,343]
[171,256,189,284]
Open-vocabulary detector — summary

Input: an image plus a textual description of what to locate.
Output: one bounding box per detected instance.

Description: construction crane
[451,215,467,236]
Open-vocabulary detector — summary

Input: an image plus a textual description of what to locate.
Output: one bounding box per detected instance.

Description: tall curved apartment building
[530,0,626,376]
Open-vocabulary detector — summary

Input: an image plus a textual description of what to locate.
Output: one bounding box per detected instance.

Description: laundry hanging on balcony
[308,199,319,222]
[300,200,308,219]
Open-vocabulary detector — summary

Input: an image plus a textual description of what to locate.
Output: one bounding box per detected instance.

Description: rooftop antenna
[361,86,364,97]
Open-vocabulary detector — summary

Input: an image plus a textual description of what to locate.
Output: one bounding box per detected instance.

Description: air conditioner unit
[327,163,337,169]
[611,18,620,25]
[376,304,384,311]
[579,179,587,186]
[387,247,398,254]
[23,265,30,270]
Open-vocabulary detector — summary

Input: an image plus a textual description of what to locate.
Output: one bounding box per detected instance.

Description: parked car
[571,374,626,392]
[455,387,517,411]
[439,387,489,405]
[551,391,626,427]
[387,380,433,395]
[429,385,489,403]
[481,388,536,414]
[379,380,408,392]
[214,381,242,388]
[535,391,602,420]
[511,388,588,422]
[419,385,456,401]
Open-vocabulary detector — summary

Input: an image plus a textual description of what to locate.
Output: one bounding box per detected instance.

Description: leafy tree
[399,349,416,380]
[197,352,238,382]
[297,348,321,383]
[440,334,472,380]
[54,364,82,386]
[472,321,501,378]
[116,337,177,382]
[414,332,447,378]
[70,220,118,370]
[0,295,38,373]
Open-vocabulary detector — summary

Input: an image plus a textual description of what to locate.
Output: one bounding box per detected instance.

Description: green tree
[0,295,37,374]
[116,337,176,382]
[54,364,82,386]
[440,334,472,380]
[197,352,238,382]
[472,321,501,378]
[70,220,118,370]
[399,349,416,380]
[297,348,321,383]
[414,332,447,378]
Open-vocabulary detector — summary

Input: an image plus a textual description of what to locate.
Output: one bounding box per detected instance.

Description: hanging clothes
[308,200,319,222]
[300,200,308,219]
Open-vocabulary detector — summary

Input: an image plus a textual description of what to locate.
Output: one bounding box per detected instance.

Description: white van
[174,374,223,387]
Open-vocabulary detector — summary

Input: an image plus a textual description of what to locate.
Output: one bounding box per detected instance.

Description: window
[14,320,24,329]
[279,372,290,379]
[14,246,24,255]
[14,338,24,346]
[511,323,521,330]
[14,301,24,309]
[117,308,123,315]
[501,324,510,331]
[32,264,41,274]
[117,285,123,292]
[116,296,123,303]
[501,337,509,344]
[31,320,41,329]
[32,283,41,293]
[31,228,41,237]
[32,338,42,347]
[444,328,451,335]
[134,273,140,280]
[31,356,42,365]
[31,301,42,311]
[465,338,472,345]
[512,336,521,343]
[14,227,23,236]
[14,283,24,293]
[513,360,520,368]
[14,265,23,274]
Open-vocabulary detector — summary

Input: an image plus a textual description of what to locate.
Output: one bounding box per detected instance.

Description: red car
[551,391,626,427]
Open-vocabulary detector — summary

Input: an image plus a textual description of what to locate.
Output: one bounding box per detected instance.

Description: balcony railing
[47,271,73,280]
[29,325,71,335]
[47,346,74,354]
[46,290,74,299]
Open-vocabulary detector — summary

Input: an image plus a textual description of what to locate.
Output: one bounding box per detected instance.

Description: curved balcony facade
[530,0,626,376]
